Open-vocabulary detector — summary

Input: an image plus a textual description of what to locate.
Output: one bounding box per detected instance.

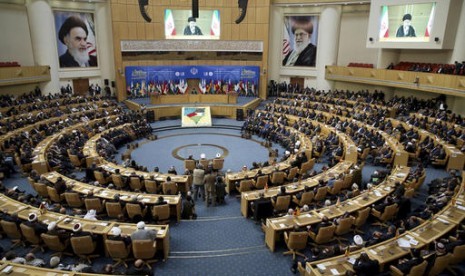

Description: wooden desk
[150,93,237,105]
[263,166,409,252]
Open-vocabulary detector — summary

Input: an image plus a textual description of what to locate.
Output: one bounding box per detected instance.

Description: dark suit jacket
[59,51,98,67]
[396,25,416,37]
[282,43,317,67]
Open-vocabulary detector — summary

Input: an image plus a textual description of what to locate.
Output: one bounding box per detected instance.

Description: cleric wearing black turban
[58,16,98,67]
[396,13,416,37]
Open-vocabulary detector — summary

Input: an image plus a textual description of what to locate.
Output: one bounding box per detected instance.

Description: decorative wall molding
[121,40,263,53]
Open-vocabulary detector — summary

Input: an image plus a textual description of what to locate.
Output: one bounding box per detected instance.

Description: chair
[95,170,110,185]
[299,158,315,175]
[412,174,426,190]
[199,159,210,169]
[85,197,104,213]
[342,173,354,190]
[41,233,71,258]
[151,204,171,224]
[162,182,178,195]
[105,239,132,268]
[308,224,336,244]
[236,179,255,193]
[145,179,158,194]
[283,231,308,260]
[334,216,355,242]
[371,203,398,227]
[431,155,448,167]
[106,201,125,219]
[129,176,144,191]
[184,159,196,172]
[272,195,291,214]
[404,187,415,199]
[34,182,49,198]
[212,158,224,171]
[69,154,84,167]
[328,179,344,195]
[111,174,126,189]
[254,175,268,189]
[353,207,371,234]
[70,235,98,264]
[390,260,427,276]
[292,191,314,207]
[449,243,465,265]
[126,203,147,219]
[313,186,328,203]
[64,192,84,208]
[428,253,451,276]
[0,220,24,248]
[270,171,286,186]
[358,148,371,160]
[132,240,157,269]
[286,167,299,181]
[20,223,45,252]
[47,186,64,203]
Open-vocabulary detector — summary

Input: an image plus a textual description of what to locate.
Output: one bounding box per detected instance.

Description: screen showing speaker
[164,9,220,40]
[366,0,461,49]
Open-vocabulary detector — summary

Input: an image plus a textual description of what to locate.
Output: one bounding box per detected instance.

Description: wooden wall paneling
[231,24,240,40]
[256,6,269,24]
[127,3,139,22]
[239,23,249,40]
[145,23,156,40]
[136,22,147,39]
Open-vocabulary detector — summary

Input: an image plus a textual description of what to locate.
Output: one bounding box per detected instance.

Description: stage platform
[125,96,261,121]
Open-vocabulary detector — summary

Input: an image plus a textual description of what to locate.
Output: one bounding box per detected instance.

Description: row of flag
[127,79,256,96]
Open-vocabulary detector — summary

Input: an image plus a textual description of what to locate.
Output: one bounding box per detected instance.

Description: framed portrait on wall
[282,15,319,67]
[54,10,98,68]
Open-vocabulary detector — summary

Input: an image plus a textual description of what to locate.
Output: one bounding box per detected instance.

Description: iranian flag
[282,22,291,56]
[425,3,435,37]
[379,6,389,38]
[210,10,220,36]
[165,9,176,36]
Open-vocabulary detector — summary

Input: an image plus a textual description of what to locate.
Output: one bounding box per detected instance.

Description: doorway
[72,79,89,96]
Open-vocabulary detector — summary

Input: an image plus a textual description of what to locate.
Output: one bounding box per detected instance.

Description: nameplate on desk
[330,268,340,275]
[369,249,377,255]
[437,217,450,224]
[456,205,465,211]
[316,264,326,270]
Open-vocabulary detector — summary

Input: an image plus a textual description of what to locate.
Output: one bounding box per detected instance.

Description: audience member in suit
[393,248,423,274]
[250,192,272,222]
[192,164,205,201]
[310,216,332,235]
[125,259,152,275]
[54,177,68,195]
[130,221,157,242]
[203,167,217,207]
[272,186,288,203]
[353,252,380,276]
[181,194,196,219]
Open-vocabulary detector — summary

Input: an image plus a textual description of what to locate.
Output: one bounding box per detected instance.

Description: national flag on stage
[164,9,176,36]
[379,5,389,38]
[425,3,436,37]
[210,10,220,36]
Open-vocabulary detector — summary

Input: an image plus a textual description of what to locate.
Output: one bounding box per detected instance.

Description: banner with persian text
[125,65,259,97]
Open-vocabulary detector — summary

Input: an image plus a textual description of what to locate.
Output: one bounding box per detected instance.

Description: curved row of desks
[304,184,465,275]
[0,194,170,260]
[42,171,182,222]
[263,165,410,252]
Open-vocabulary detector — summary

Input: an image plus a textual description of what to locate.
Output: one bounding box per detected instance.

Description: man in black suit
[58,16,98,67]
[353,252,379,276]
[282,17,317,67]
[396,14,416,37]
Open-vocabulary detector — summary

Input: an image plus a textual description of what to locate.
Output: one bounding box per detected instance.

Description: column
[95,3,115,85]
[316,5,342,91]
[26,0,60,94]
